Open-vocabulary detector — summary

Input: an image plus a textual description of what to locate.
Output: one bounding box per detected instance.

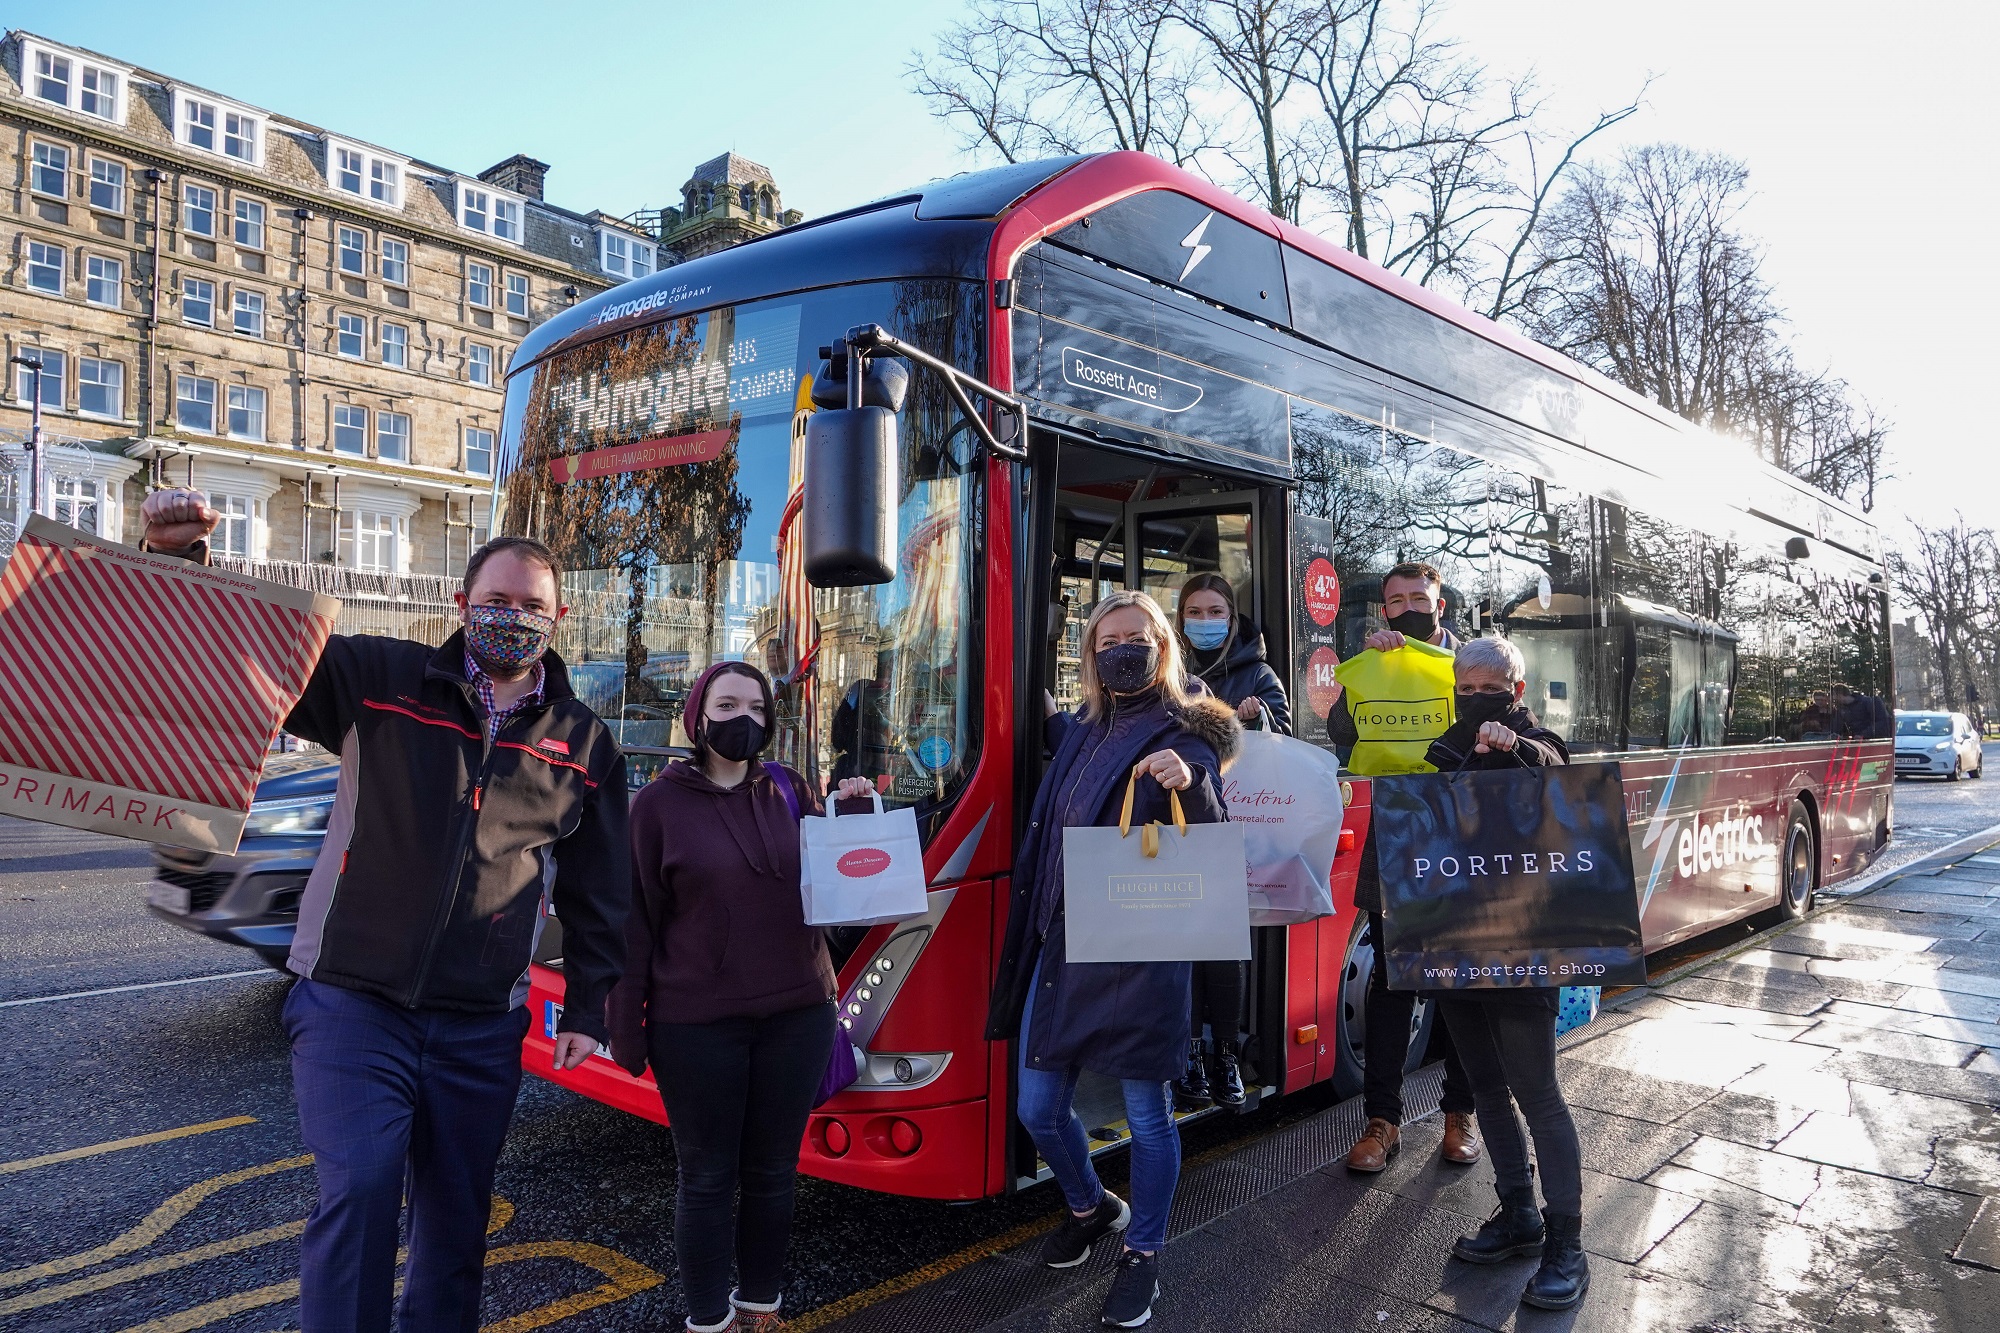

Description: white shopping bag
[1221,723,1345,926]
[1063,772,1252,963]
[799,791,929,927]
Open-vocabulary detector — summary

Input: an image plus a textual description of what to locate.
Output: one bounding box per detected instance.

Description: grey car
[145,756,336,968]
[1894,710,1984,781]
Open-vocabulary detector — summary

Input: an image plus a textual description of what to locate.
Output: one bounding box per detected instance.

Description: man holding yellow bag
[1327,562,1482,1173]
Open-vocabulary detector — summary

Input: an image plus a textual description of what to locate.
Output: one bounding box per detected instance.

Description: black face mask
[1386,607,1441,640]
[1095,642,1160,695]
[1455,690,1514,728]
[704,714,768,763]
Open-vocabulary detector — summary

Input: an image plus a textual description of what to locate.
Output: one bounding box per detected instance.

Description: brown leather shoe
[1441,1111,1483,1165]
[1346,1117,1400,1172]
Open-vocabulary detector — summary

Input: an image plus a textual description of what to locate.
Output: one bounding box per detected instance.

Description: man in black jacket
[142,488,629,1333]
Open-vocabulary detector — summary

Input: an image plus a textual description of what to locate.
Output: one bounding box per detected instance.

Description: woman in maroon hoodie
[609,661,875,1333]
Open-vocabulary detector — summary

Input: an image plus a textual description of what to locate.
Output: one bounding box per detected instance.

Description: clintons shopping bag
[1062,769,1251,963]
[1222,723,1344,926]
[0,516,338,854]
[1373,762,1645,991]
[799,790,929,927]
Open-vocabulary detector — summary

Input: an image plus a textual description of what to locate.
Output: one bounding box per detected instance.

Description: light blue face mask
[1184,618,1230,651]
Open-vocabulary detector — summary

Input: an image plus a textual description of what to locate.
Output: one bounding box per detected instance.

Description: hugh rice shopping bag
[799,790,929,926]
[1062,768,1251,963]
[0,516,338,853]
[1222,722,1344,926]
[1373,761,1644,990]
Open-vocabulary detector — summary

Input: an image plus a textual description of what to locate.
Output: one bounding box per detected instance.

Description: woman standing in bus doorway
[608,661,876,1333]
[1172,573,1291,1111]
[988,590,1241,1329]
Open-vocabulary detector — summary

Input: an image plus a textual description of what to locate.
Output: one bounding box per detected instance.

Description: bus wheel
[1331,913,1435,1102]
[1756,802,1818,926]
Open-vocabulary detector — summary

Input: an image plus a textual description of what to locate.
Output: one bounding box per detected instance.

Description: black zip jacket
[283,631,629,1044]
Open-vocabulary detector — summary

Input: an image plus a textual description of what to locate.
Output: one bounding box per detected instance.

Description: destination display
[1012,249,1293,479]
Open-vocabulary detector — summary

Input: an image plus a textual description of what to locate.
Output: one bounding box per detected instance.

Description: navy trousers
[284,977,531,1333]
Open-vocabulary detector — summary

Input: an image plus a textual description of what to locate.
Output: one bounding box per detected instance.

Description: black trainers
[1041,1191,1130,1269]
[1100,1249,1160,1327]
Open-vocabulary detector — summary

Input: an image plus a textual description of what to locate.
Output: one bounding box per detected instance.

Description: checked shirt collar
[464,649,546,742]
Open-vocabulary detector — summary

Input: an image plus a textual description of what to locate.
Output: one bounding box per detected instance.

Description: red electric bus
[496,152,1893,1200]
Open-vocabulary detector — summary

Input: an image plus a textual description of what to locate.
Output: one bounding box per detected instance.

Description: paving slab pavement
[822,838,2000,1332]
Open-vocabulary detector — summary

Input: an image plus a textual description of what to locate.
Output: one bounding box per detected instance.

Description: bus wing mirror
[803,405,898,587]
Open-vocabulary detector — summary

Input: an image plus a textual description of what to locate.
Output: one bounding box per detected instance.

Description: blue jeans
[1016,982,1180,1253]
[284,978,530,1333]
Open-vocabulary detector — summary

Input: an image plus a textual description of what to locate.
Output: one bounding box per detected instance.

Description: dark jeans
[649,1000,837,1326]
[1189,959,1245,1040]
[1364,911,1474,1123]
[284,977,529,1333]
[1438,995,1583,1215]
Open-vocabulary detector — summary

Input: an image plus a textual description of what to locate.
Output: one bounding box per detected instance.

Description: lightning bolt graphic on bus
[1178,213,1215,282]
[1637,748,1688,919]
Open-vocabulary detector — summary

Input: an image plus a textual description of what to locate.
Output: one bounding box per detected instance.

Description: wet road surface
[2,756,1996,1331]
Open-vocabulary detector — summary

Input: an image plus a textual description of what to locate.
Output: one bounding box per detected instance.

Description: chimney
[478,154,550,202]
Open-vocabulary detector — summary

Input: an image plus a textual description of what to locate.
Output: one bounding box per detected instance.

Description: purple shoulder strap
[764,762,801,822]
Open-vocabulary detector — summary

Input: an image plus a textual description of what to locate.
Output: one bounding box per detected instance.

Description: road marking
[0,1154,312,1288]
[480,1241,666,1332]
[7,1197,518,1322]
[103,1232,659,1333]
[787,1214,1058,1331]
[0,969,269,1009]
[0,1115,256,1176]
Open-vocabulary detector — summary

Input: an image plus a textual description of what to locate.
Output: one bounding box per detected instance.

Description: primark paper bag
[0,517,338,853]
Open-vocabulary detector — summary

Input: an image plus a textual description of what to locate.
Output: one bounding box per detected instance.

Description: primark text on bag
[1222,722,1344,926]
[0,516,338,853]
[798,789,929,927]
[1062,767,1251,964]
[1373,761,1645,990]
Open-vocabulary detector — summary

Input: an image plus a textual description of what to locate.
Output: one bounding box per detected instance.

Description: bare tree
[1890,519,1997,719]
[1172,0,1326,219]
[909,0,1208,165]
[1528,143,1891,509]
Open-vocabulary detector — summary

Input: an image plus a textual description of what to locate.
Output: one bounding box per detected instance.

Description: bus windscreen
[494,279,985,808]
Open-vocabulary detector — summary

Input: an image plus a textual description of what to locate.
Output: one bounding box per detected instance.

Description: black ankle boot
[1521,1210,1588,1309]
[1174,1037,1211,1109]
[1212,1037,1246,1106]
[1451,1185,1543,1263]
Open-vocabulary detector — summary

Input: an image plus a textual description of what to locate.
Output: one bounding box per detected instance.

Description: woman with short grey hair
[1423,634,1587,1310]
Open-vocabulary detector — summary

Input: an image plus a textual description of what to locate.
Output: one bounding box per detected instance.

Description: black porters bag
[1373,762,1646,991]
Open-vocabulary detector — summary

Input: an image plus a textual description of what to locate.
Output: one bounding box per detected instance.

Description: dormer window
[24,41,127,124]
[177,90,262,164]
[599,230,655,282]
[34,50,70,104]
[327,139,406,209]
[457,182,523,245]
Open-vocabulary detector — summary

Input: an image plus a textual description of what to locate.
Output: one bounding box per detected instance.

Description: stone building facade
[0,29,666,580]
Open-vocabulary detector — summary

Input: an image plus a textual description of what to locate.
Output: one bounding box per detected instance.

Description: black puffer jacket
[1185,616,1291,735]
[283,632,629,1043]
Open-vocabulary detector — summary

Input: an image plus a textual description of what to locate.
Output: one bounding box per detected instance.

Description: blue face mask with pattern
[1184,618,1230,651]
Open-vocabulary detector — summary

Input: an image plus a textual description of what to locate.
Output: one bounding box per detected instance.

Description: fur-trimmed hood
[1176,693,1243,765]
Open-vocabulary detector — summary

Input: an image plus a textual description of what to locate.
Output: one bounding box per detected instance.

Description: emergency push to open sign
[0,516,339,854]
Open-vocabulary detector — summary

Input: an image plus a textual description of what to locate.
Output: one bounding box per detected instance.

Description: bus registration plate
[540,1001,616,1064]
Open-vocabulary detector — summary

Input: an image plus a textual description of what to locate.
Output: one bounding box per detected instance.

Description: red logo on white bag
[837,848,892,878]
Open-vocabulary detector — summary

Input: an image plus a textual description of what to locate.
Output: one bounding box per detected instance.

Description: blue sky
[30,0,2000,534]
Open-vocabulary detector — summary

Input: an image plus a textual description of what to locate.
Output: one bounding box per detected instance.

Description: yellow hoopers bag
[1333,639,1458,776]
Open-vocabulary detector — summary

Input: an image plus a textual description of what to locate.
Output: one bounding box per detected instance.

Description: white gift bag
[1221,724,1345,926]
[799,791,929,927]
[1062,772,1252,963]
